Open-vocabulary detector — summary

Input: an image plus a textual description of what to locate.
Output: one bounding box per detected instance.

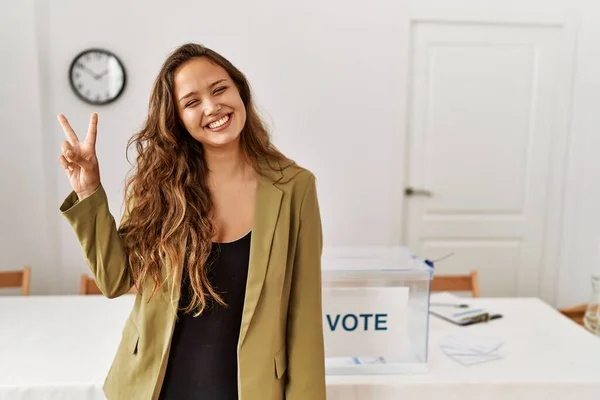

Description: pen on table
[430,302,470,308]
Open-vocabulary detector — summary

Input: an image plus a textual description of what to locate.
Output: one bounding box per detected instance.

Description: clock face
[69,49,126,105]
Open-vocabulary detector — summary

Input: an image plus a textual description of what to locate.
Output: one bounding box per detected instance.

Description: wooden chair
[80,274,136,295]
[430,270,481,298]
[0,266,31,296]
[559,303,587,326]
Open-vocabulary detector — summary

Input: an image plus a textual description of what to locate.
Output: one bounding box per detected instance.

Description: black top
[159,231,252,400]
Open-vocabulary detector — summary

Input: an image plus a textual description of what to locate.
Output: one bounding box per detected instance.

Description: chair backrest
[0,266,31,296]
[79,274,136,295]
[559,303,586,326]
[430,270,481,298]
[79,274,103,295]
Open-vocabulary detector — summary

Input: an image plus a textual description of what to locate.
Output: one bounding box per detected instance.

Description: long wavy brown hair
[119,43,290,316]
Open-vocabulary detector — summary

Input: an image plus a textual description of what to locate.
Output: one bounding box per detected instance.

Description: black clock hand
[79,65,99,77]
[95,70,109,80]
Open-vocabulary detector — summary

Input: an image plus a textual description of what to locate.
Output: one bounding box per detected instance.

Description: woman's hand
[57,112,101,200]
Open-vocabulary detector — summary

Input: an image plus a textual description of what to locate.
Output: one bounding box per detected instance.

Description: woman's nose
[203,100,221,116]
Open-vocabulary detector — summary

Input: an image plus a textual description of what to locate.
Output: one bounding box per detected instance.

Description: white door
[404,11,574,298]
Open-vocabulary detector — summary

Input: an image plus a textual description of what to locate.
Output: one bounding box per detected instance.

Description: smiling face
[174,57,247,150]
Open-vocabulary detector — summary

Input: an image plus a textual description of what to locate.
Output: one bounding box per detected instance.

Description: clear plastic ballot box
[321,246,433,375]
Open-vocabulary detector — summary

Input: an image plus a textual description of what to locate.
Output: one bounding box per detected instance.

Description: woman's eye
[186,100,199,108]
[214,86,227,95]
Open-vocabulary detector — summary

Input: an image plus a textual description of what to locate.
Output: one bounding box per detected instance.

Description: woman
[57,43,325,400]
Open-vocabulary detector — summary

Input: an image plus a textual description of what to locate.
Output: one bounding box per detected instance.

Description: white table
[328,296,600,400]
[0,295,132,400]
[1,295,599,400]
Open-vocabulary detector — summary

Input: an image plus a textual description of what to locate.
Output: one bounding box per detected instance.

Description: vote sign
[322,286,409,358]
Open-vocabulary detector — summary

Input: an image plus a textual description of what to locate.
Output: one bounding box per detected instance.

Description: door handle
[405,187,433,197]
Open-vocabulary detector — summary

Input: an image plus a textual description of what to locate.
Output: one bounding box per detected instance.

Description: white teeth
[208,114,230,129]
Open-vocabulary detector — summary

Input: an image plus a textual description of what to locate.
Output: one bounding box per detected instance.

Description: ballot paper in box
[321,246,433,375]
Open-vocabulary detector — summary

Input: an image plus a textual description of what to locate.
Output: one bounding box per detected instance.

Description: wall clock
[69,48,126,105]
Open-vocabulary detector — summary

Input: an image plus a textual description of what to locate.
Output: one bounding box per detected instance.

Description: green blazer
[60,162,326,400]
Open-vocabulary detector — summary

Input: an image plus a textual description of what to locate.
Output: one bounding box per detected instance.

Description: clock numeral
[95,52,102,59]
[106,92,111,99]
[75,72,81,79]
[76,62,84,69]
[77,83,83,90]
[85,54,91,61]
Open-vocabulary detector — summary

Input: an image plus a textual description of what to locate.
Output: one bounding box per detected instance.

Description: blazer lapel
[238,164,283,346]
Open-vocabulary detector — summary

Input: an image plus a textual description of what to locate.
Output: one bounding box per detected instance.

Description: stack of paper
[440,331,504,366]
[429,292,501,326]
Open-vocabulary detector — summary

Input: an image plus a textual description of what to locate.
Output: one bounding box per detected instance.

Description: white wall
[2,0,599,306]
[552,2,600,306]
[0,0,58,294]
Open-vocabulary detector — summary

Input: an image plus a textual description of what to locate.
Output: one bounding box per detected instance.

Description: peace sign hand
[57,112,101,200]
